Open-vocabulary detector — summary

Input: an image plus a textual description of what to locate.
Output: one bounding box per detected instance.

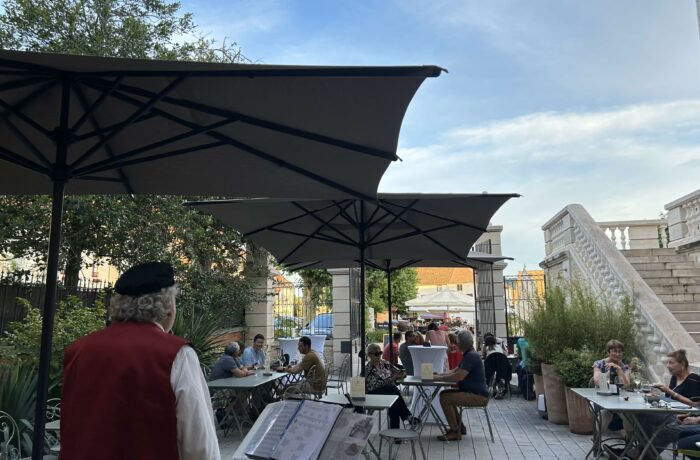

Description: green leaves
[366,268,418,315]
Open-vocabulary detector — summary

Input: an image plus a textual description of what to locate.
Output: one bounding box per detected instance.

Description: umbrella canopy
[190,193,518,373]
[406,289,478,308]
[0,49,442,199]
[0,49,442,458]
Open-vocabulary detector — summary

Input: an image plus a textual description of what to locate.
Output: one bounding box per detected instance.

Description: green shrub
[0,295,105,389]
[553,347,597,388]
[523,280,635,365]
[366,329,387,344]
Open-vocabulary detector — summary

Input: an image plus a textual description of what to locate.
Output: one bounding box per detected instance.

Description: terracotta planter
[534,373,544,398]
[541,363,568,424]
[565,387,594,434]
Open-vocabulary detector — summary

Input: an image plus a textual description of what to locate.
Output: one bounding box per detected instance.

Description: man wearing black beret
[60,262,220,460]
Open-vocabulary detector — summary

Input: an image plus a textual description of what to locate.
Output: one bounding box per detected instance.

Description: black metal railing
[0,271,111,334]
[273,278,332,339]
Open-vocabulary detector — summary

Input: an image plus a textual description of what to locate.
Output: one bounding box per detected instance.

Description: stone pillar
[243,248,275,347]
[329,268,359,376]
[475,226,508,338]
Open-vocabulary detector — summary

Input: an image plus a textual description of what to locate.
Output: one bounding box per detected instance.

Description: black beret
[114,262,175,296]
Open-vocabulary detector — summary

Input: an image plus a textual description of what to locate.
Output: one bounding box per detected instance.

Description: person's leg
[678,432,700,459]
[369,386,406,428]
[439,390,461,431]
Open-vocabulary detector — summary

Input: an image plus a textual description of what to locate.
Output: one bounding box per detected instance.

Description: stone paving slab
[217,395,677,459]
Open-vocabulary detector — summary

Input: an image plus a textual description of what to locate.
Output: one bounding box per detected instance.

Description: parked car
[300,313,333,339]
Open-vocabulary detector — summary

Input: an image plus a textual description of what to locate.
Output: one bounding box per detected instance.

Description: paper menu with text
[245,400,301,459]
[272,401,343,460]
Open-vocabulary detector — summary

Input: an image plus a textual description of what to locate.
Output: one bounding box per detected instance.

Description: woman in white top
[481,333,505,358]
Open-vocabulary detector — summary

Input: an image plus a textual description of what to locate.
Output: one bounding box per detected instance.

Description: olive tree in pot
[523,280,635,426]
[554,348,597,434]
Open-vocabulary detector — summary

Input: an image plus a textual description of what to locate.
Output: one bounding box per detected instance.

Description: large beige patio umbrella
[188,193,518,372]
[0,49,442,457]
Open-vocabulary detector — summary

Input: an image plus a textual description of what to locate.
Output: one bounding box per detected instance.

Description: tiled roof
[415,267,474,286]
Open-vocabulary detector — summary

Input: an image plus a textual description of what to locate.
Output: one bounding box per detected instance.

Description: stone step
[635,269,675,279]
[672,311,700,322]
[680,321,700,333]
[630,262,667,271]
[666,302,700,312]
[621,248,677,257]
[658,293,699,303]
[672,269,700,277]
[688,332,700,344]
[645,277,680,286]
[665,262,698,270]
[678,277,700,285]
[652,284,700,295]
[659,254,690,263]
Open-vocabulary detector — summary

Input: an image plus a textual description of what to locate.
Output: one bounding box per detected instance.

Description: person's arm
[656,382,695,407]
[435,366,468,382]
[282,354,308,375]
[593,366,602,388]
[231,366,254,378]
[172,346,221,460]
[480,345,487,359]
[240,348,252,366]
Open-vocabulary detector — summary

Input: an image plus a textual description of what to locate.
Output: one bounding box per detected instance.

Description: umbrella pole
[359,248,366,376]
[386,262,394,364]
[32,178,65,459]
[33,78,70,460]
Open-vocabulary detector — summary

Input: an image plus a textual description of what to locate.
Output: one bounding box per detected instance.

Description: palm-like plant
[0,364,37,455]
[171,309,224,374]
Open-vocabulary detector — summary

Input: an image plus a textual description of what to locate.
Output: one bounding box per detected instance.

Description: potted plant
[523,280,636,426]
[526,357,545,399]
[553,348,596,434]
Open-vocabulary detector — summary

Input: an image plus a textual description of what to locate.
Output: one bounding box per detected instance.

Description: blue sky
[181,0,700,274]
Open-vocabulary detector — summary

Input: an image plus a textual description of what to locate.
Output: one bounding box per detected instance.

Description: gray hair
[457,330,474,349]
[366,343,382,357]
[108,285,178,323]
[224,342,240,356]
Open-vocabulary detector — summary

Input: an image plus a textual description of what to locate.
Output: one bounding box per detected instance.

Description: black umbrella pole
[359,255,366,377]
[387,268,393,364]
[32,178,65,460]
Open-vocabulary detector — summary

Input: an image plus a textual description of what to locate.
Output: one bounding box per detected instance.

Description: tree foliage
[0,0,259,330]
[366,268,418,315]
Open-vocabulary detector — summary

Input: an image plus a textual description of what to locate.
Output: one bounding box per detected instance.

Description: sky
[180,0,700,275]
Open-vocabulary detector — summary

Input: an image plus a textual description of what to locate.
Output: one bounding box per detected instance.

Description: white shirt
[155,323,221,460]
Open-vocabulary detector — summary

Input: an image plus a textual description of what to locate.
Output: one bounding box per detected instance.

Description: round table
[408,345,448,424]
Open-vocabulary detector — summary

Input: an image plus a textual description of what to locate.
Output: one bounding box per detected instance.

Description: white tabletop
[408,345,447,376]
[320,393,398,410]
[571,387,699,414]
[207,371,287,389]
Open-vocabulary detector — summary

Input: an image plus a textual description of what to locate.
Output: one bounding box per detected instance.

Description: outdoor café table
[407,345,448,424]
[207,371,288,437]
[572,387,700,459]
[401,375,453,436]
[320,393,398,459]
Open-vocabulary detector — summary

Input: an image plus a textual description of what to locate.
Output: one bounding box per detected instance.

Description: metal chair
[377,419,426,460]
[326,354,350,394]
[457,400,494,443]
[0,410,21,460]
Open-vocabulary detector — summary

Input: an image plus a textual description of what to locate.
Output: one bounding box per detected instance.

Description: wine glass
[633,372,641,391]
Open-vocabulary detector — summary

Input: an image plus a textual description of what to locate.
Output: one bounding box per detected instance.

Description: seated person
[426,322,448,346]
[435,330,489,441]
[242,333,267,368]
[675,414,700,459]
[413,331,425,346]
[592,339,631,433]
[447,332,462,370]
[382,332,401,366]
[364,343,419,429]
[636,349,700,457]
[481,332,506,358]
[279,336,326,394]
[210,342,255,380]
[399,331,417,376]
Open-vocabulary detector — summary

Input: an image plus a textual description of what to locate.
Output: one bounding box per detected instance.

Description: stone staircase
[622,248,700,343]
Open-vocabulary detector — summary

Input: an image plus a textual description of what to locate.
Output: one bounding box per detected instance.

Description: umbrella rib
[72,141,228,177]
[78,82,376,201]
[0,144,48,173]
[365,198,419,245]
[82,76,398,161]
[265,227,354,246]
[292,201,358,245]
[71,112,159,142]
[69,76,124,136]
[73,83,135,194]
[0,76,52,92]
[70,75,187,170]
[386,199,497,233]
[72,114,242,177]
[72,175,123,182]
[0,80,56,139]
[3,117,52,169]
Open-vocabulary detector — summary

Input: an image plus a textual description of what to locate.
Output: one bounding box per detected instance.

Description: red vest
[60,321,188,460]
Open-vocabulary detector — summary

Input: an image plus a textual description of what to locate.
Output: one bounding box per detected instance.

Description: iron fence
[273,278,332,339]
[504,272,546,337]
[0,271,111,334]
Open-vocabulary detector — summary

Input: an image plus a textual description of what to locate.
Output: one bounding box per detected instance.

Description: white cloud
[381,100,700,273]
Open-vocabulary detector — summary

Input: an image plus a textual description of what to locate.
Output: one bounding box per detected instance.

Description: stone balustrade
[666,189,700,249]
[542,204,700,381]
[597,219,668,250]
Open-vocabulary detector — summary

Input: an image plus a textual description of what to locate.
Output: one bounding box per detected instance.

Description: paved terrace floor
[216,396,606,460]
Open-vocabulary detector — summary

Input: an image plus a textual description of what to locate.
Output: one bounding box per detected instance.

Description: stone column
[243,247,275,347]
[329,268,359,376]
[475,226,509,338]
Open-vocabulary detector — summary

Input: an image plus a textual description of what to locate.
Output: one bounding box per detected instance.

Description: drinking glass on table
[632,372,642,391]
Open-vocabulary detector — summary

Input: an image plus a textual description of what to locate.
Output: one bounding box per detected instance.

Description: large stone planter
[541,363,568,424]
[565,387,593,434]
[534,373,545,398]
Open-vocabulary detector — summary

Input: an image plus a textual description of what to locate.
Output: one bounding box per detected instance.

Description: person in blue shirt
[242,334,267,368]
[434,330,489,441]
